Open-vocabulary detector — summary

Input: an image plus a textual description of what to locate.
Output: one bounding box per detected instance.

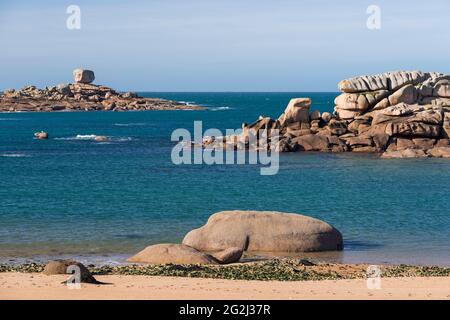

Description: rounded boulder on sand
[127,243,219,265]
[182,210,343,253]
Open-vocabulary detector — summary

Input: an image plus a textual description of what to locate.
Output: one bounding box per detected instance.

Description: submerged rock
[94,135,108,142]
[381,148,429,159]
[183,210,343,253]
[34,131,48,140]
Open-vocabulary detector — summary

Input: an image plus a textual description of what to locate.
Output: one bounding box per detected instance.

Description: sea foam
[0,153,29,158]
[54,135,133,142]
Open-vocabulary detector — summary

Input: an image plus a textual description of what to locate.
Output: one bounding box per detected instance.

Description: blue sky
[1,0,449,91]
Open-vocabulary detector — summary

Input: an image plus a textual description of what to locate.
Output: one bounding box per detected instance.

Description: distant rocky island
[203,70,450,158]
[0,69,203,112]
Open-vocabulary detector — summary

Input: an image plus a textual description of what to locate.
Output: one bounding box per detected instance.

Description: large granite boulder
[381,148,429,159]
[388,84,417,105]
[434,80,450,98]
[73,69,95,84]
[183,211,343,253]
[338,71,436,93]
[127,243,218,265]
[334,90,389,118]
[278,98,311,126]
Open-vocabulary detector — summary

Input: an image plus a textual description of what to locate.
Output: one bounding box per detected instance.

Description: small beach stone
[43,260,102,284]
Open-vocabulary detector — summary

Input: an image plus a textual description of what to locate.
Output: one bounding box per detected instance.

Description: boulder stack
[73,69,95,84]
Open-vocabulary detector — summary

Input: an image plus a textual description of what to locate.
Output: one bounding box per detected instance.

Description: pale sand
[0,273,449,300]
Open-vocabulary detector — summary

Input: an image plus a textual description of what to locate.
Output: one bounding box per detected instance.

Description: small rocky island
[203,70,450,158]
[0,69,203,112]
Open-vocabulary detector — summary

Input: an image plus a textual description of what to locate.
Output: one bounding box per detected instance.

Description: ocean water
[0,92,449,266]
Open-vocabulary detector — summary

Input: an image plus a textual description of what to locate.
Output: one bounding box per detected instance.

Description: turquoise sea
[0,93,449,266]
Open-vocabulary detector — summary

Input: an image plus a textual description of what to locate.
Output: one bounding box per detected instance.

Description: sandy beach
[1,273,449,300]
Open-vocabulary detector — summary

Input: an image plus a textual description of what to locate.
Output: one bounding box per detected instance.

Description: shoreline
[2,245,450,267]
[2,251,450,268]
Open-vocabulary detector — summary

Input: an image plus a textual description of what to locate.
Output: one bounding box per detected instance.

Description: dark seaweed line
[1,260,449,281]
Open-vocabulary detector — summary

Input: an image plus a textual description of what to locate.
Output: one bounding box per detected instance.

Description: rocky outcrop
[201,71,450,158]
[182,211,343,253]
[0,70,203,112]
[127,243,219,265]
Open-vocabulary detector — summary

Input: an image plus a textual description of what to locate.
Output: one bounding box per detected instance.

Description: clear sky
[1,0,449,91]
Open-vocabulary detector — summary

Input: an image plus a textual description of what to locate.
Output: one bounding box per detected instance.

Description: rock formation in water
[203,71,450,158]
[0,69,203,112]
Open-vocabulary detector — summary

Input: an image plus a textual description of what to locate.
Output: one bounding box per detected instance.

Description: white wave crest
[0,153,29,158]
[54,135,133,142]
[113,123,146,127]
[178,101,196,106]
[54,134,97,141]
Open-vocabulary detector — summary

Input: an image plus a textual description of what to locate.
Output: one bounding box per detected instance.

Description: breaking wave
[113,123,146,127]
[54,135,134,142]
[0,153,29,158]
